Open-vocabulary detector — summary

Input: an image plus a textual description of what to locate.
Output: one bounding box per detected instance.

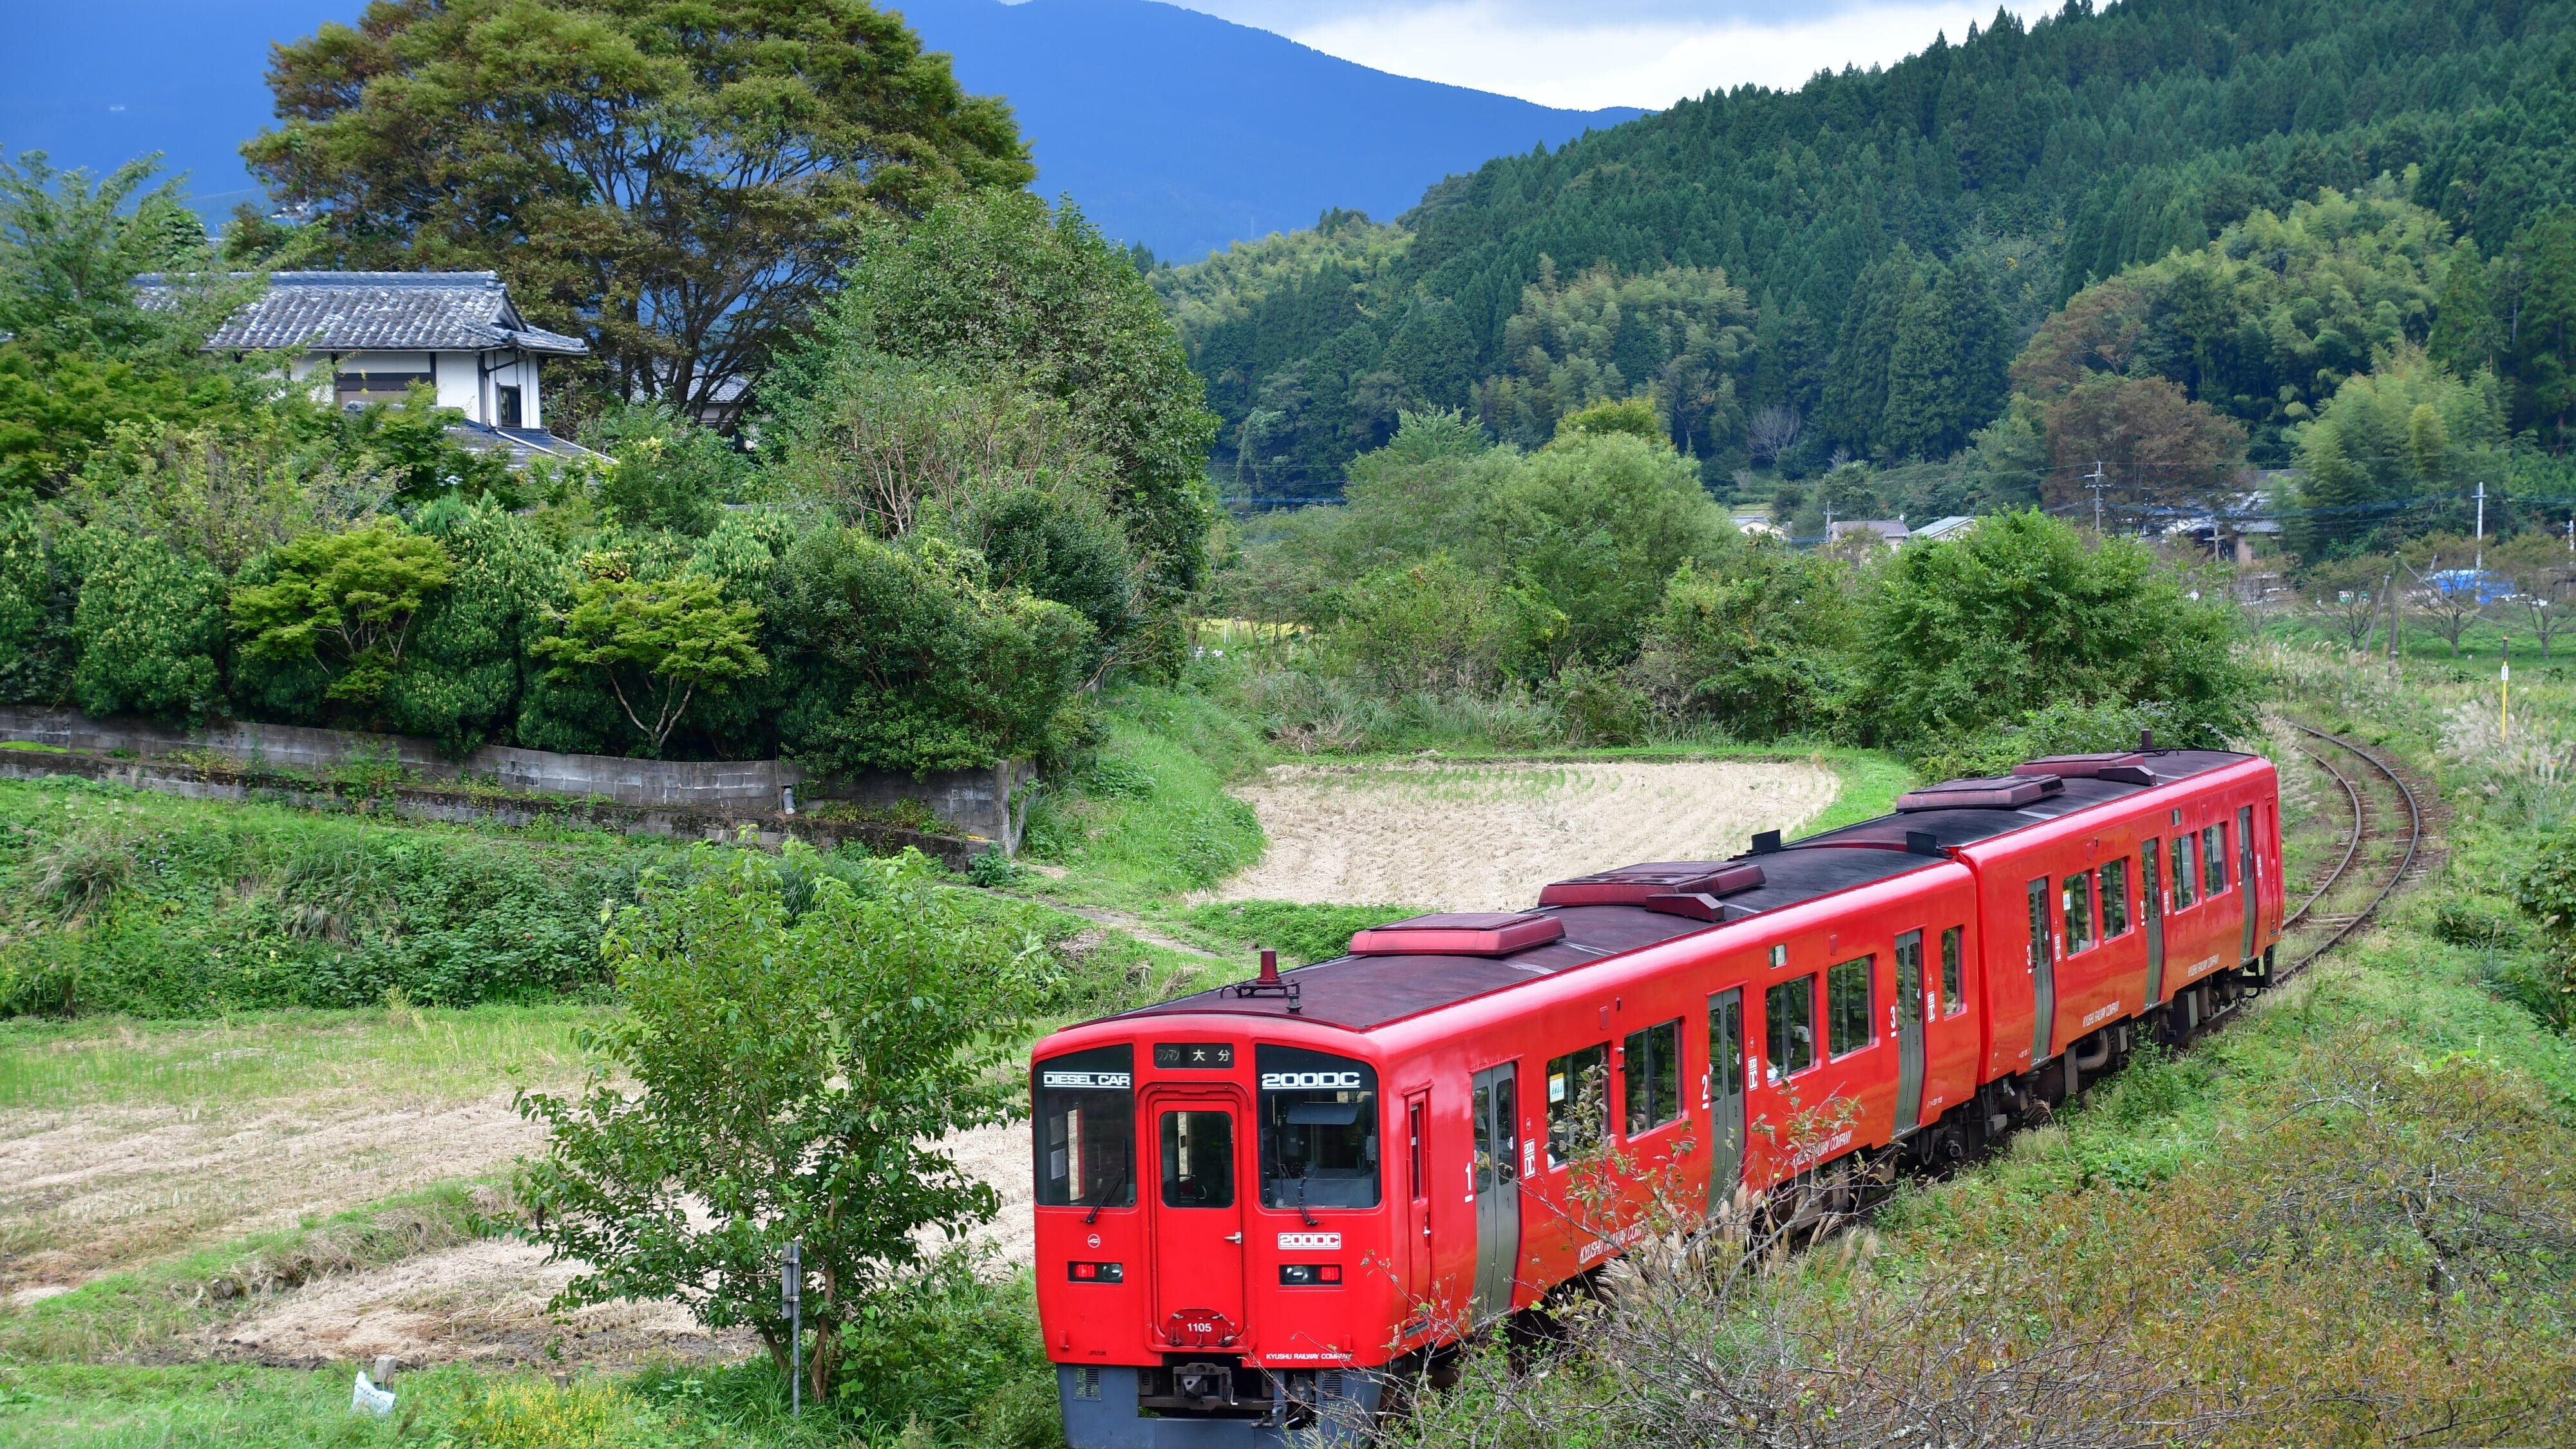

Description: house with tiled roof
[138,270,605,466]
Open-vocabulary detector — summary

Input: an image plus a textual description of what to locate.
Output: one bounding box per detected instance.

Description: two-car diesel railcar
[1030,746,2284,1448]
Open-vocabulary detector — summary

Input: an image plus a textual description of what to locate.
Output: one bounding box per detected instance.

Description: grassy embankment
[1393,636,2576,1445]
[0,674,1910,1446]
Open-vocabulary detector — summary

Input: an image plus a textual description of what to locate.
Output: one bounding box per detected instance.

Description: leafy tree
[770,529,1090,775]
[0,509,75,704]
[1477,431,1734,666]
[1477,260,1754,458]
[1317,555,1560,695]
[231,521,457,712]
[247,0,1034,422]
[532,560,767,754]
[784,191,1216,601]
[518,843,1037,1407]
[1629,546,1855,740]
[2300,555,2396,652]
[2490,531,2576,659]
[2039,375,2249,526]
[385,498,573,753]
[0,152,266,496]
[1553,398,1664,446]
[1853,510,2251,755]
[580,403,744,536]
[2284,347,2508,556]
[70,527,226,723]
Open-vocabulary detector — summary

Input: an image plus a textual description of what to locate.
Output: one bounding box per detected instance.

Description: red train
[1031,744,2284,1447]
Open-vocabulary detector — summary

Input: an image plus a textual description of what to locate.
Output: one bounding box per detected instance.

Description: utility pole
[2085,459,2108,533]
[2474,480,2486,571]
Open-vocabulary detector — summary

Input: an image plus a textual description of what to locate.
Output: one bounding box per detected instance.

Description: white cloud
[1193,1,2004,112]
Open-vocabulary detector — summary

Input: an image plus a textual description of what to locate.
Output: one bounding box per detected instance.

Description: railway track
[2274,720,2428,980]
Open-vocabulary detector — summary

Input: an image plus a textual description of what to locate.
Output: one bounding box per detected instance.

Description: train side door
[1403,1090,1432,1309]
[2142,839,2166,1003]
[1144,1088,1248,1350]
[2237,805,2257,963]
[2025,876,2057,1062]
[1705,990,1745,1215]
[1892,931,1926,1134]
[1468,1065,1520,1324]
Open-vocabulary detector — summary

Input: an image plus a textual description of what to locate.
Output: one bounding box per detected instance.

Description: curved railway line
[2274,719,2429,980]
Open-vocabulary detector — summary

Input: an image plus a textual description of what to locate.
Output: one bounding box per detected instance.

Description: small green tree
[71,526,226,723]
[533,562,766,753]
[517,844,1039,1407]
[231,521,457,709]
[1630,546,1855,739]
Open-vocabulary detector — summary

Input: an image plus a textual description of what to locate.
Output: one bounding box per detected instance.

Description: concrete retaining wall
[0,708,1032,850]
[0,748,986,870]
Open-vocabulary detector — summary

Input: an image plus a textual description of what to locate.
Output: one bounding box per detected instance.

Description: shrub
[1629,547,1854,740]
[518,844,1041,1406]
[1316,554,1558,696]
[1853,511,2251,756]
[68,526,225,723]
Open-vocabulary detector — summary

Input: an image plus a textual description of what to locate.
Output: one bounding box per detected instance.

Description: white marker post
[783,1239,803,1417]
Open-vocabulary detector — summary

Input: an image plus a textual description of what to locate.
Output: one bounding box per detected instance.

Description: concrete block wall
[0,708,1030,849]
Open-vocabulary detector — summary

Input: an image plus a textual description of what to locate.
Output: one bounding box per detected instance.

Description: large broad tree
[245,0,1034,422]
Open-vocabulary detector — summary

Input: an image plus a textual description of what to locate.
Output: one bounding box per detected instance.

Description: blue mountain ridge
[895,0,1645,261]
[0,0,1642,264]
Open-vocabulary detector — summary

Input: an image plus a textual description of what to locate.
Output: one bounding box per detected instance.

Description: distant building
[139,270,605,468]
[1732,515,1784,538]
[1828,518,1910,549]
[1911,515,1978,543]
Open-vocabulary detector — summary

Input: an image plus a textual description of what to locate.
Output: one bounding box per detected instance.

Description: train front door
[2143,839,2166,1002]
[1145,1089,1247,1350]
[1468,1064,1520,1324]
[2238,806,2257,963]
[1893,931,1926,1134]
[1705,989,1745,1213]
[2026,876,2057,1062]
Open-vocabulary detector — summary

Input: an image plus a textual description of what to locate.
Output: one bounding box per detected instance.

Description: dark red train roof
[1116,748,2258,1036]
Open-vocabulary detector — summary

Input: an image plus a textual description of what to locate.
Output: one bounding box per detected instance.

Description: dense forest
[1164,0,2576,522]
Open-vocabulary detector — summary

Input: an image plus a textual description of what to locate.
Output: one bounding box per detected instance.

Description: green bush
[68,526,225,723]
[1854,511,2253,758]
[1317,554,1558,696]
[0,778,660,1016]
[833,1258,1062,1446]
[1629,547,1855,740]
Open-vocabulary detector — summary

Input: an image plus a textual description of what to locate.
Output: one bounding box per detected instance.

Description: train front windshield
[1035,1045,1136,1209]
[1256,1045,1379,1209]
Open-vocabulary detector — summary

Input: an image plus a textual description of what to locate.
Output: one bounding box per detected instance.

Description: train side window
[1765,975,1817,1081]
[2101,858,2131,938]
[2062,871,2096,954]
[2171,837,2197,909]
[1622,1019,1683,1135]
[1826,956,1874,1056]
[1938,927,1964,1016]
[1034,1045,1136,1209]
[2202,822,2228,895]
[1546,1045,1609,1168]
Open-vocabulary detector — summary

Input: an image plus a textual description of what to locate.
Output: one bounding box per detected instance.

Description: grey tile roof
[138,271,587,355]
[448,421,613,470]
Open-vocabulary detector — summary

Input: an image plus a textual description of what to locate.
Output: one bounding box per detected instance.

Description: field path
[1216,757,1840,911]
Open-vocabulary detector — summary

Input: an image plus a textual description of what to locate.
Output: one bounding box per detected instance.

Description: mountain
[2,0,1638,265]
[891,0,1642,262]
[1177,0,2576,503]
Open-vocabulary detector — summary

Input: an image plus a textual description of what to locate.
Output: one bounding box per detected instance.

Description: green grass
[1020,685,1268,912]
[1792,746,1916,837]
[0,1003,598,1111]
[1181,900,1432,965]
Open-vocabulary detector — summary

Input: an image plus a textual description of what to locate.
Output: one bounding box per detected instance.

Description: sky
[1165,0,2007,111]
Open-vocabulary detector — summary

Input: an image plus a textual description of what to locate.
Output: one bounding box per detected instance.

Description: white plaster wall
[434,351,484,421]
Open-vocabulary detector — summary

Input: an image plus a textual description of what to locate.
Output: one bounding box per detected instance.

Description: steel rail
[2276,721,2424,976]
[2283,742,2366,932]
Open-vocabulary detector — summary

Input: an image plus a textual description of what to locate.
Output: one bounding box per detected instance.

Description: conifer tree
[2428,241,2501,380]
